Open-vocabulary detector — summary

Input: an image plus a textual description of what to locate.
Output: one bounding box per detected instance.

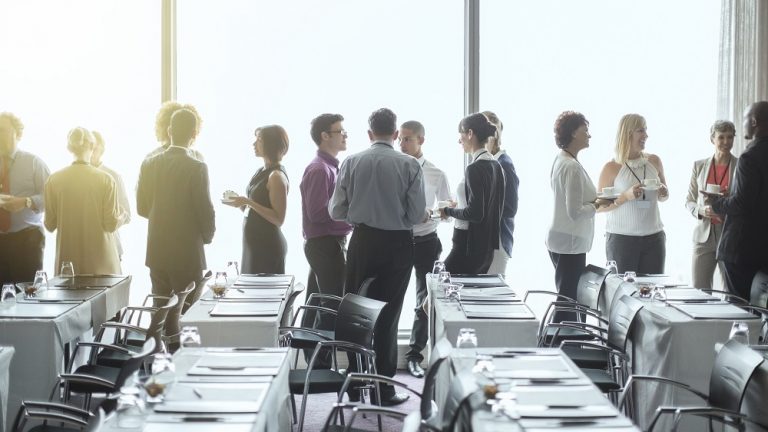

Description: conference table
[427,274,539,355]
[440,347,638,431]
[180,274,293,347]
[0,275,130,432]
[0,347,14,432]
[98,346,292,432]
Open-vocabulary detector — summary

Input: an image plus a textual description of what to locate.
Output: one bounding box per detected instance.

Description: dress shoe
[380,392,410,407]
[407,359,425,378]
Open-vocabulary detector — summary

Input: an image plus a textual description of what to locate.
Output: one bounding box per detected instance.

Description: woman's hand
[624,184,642,201]
[229,196,252,208]
[658,183,669,200]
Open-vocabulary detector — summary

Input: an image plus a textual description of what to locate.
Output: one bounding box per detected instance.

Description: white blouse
[606,156,664,236]
[546,152,597,254]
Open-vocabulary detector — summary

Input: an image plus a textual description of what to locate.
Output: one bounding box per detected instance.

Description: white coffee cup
[642,178,659,188]
[602,186,615,196]
[706,184,721,194]
[223,190,238,199]
[436,200,451,209]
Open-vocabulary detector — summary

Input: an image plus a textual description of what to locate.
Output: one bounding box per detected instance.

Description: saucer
[221,198,237,204]
[640,186,660,191]
[597,193,621,201]
[699,189,723,197]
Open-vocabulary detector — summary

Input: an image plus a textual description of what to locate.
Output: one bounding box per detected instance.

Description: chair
[737,304,768,344]
[618,339,766,430]
[183,270,213,312]
[576,264,611,311]
[146,282,196,352]
[290,293,387,432]
[321,401,410,432]
[279,282,307,328]
[751,270,768,308]
[526,289,605,348]
[11,404,104,432]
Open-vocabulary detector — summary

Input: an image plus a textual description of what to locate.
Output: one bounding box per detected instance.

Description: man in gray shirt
[330,108,426,406]
[0,112,50,285]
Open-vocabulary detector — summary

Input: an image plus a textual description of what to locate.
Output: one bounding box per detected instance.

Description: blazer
[712,136,768,267]
[496,151,519,256]
[137,147,216,273]
[685,155,737,243]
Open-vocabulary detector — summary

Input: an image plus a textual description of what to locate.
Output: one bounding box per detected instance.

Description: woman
[546,112,609,309]
[44,127,123,275]
[685,120,737,289]
[145,101,205,162]
[441,113,505,274]
[226,125,289,274]
[598,113,668,274]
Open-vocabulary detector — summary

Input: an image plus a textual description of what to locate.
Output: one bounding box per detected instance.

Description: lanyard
[472,150,489,163]
[708,156,730,187]
[625,161,647,199]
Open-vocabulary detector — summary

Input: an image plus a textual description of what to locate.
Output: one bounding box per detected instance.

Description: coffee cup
[642,178,659,189]
[223,190,238,199]
[436,200,451,209]
[602,186,615,196]
[706,184,720,194]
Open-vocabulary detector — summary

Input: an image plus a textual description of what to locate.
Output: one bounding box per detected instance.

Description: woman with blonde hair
[598,114,668,274]
[225,125,290,273]
[44,127,124,275]
[145,101,205,161]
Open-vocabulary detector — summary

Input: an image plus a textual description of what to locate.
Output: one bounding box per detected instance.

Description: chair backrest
[185,270,213,311]
[709,339,765,412]
[280,282,306,327]
[576,264,611,310]
[334,293,386,348]
[607,294,644,352]
[165,282,195,336]
[147,295,179,345]
[421,354,450,422]
[356,277,377,297]
[751,271,768,308]
[115,338,157,390]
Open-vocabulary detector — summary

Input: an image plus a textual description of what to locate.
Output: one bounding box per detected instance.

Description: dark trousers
[548,251,585,323]
[0,227,44,286]
[302,235,347,331]
[444,228,493,274]
[346,225,413,396]
[720,260,760,300]
[150,267,203,339]
[406,233,442,363]
[606,231,666,274]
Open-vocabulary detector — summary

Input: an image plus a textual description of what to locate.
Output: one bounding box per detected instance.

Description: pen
[193,388,203,399]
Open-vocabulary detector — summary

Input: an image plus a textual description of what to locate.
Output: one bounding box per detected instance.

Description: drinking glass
[623,271,636,283]
[444,282,464,301]
[180,326,202,348]
[214,271,228,287]
[1,284,16,304]
[116,385,145,428]
[457,328,478,348]
[605,260,618,275]
[651,285,667,303]
[225,260,240,284]
[729,321,750,344]
[33,270,48,294]
[60,261,75,278]
[437,271,451,285]
[472,353,496,378]
[145,353,175,403]
[432,261,446,275]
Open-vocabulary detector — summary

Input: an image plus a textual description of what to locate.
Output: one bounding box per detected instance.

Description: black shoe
[380,392,410,407]
[407,359,425,378]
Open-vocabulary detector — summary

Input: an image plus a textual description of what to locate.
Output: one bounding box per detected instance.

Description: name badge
[636,200,652,209]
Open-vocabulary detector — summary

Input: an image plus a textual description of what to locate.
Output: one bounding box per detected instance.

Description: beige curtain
[717,0,768,154]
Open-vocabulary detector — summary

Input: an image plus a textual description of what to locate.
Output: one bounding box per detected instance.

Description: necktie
[0,156,10,232]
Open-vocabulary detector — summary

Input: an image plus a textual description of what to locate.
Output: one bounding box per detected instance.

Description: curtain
[717,0,768,154]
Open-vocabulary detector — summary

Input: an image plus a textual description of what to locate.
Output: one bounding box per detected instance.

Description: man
[137,108,215,306]
[330,108,426,405]
[483,111,518,275]
[398,120,451,378]
[91,131,131,260]
[710,101,768,298]
[300,113,353,356]
[0,112,50,285]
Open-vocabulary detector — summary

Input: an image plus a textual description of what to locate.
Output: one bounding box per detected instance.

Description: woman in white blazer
[685,120,737,289]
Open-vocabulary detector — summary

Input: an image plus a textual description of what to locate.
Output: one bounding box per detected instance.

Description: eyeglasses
[326,129,347,136]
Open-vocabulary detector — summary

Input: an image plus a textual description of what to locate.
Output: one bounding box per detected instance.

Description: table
[439,347,638,431]
[0,347,14,432]
[98,347,292,432]
[427,275,538,353]
[0,276,130,432]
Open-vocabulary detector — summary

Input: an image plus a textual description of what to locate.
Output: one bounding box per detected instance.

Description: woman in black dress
[226,125,289,273]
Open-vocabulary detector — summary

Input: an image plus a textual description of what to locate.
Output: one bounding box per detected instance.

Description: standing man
[330,108,426,405]
[483,111,518,275]
[300,113,353,340]
[137,108,215,305]
[0,112,50,285]
[710,101,768,298]
[398,120,451,378]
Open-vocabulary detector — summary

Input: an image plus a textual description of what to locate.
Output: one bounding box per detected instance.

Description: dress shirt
[330,141,426,231]
[301,150,353,239]
[413,155,452,237]
[0,149,50,233]
[546,152,597,254]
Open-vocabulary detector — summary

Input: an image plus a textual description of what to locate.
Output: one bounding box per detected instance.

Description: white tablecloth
[0,347,14,432]
[180,297,285,348]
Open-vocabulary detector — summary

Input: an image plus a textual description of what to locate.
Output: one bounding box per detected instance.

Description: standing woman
[598,114,668,274]
[226,126,289,274]
[546,112,608,309]
[441,113,504,274]
[685,120,737,289]
[44,127,124,274]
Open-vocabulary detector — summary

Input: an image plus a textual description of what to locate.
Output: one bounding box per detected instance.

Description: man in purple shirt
[300,113,353,342]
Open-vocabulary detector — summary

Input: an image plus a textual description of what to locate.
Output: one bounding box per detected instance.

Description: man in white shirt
[398,121,451,378]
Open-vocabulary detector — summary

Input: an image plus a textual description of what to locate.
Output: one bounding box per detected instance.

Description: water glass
[1,284,16,304]
[623,271,636,283]
[432,261,446,275]
[472,353,496,378]
[226,260,240,283]
[457,328,478,348]
[605,260,618,275]
[651,285,667,302]
[116,386,145,428]
[214,271,228,287]
[729,321,750,344]
[60,261,75,278]
[180,326,202,348]
[444,282,464,301]
[437,271,451,285]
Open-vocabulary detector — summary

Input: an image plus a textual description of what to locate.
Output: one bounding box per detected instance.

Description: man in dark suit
[137,108,216,305]
[711,101,768,298]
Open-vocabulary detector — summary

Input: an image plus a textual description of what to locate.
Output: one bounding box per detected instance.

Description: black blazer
[446,158,505,257]
[712,136,768,268]
[137,147,216,273]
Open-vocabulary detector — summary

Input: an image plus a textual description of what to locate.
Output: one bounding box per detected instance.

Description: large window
[0,0,159,304]
[480,0,721,289]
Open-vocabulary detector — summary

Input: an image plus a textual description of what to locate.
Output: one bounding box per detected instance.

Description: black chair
[737,304,768,345]
[11,404,104,432]
[279,282,307,328]
[751,270,768,308]
[148,282,196,352]
[290,293,386,432]
[526,289,606,348]
[576,264,611,311]
[321,401,409,432]
[618,339,766,431]
[183,270,213,313]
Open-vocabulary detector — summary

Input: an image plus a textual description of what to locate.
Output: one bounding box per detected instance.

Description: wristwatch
[25,197,32,208]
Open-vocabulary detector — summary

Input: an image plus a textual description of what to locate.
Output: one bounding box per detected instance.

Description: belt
[414,231,438,243]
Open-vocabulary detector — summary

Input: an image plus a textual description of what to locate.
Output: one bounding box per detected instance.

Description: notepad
[462,303,535,319]
[208,302,281,317]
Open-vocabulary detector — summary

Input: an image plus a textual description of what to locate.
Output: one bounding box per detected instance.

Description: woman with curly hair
[145,101,205,161]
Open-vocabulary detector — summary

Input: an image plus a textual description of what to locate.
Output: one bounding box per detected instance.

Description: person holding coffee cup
[546,111,609,321]
[685,120,737,289]
[598,113,669,274]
